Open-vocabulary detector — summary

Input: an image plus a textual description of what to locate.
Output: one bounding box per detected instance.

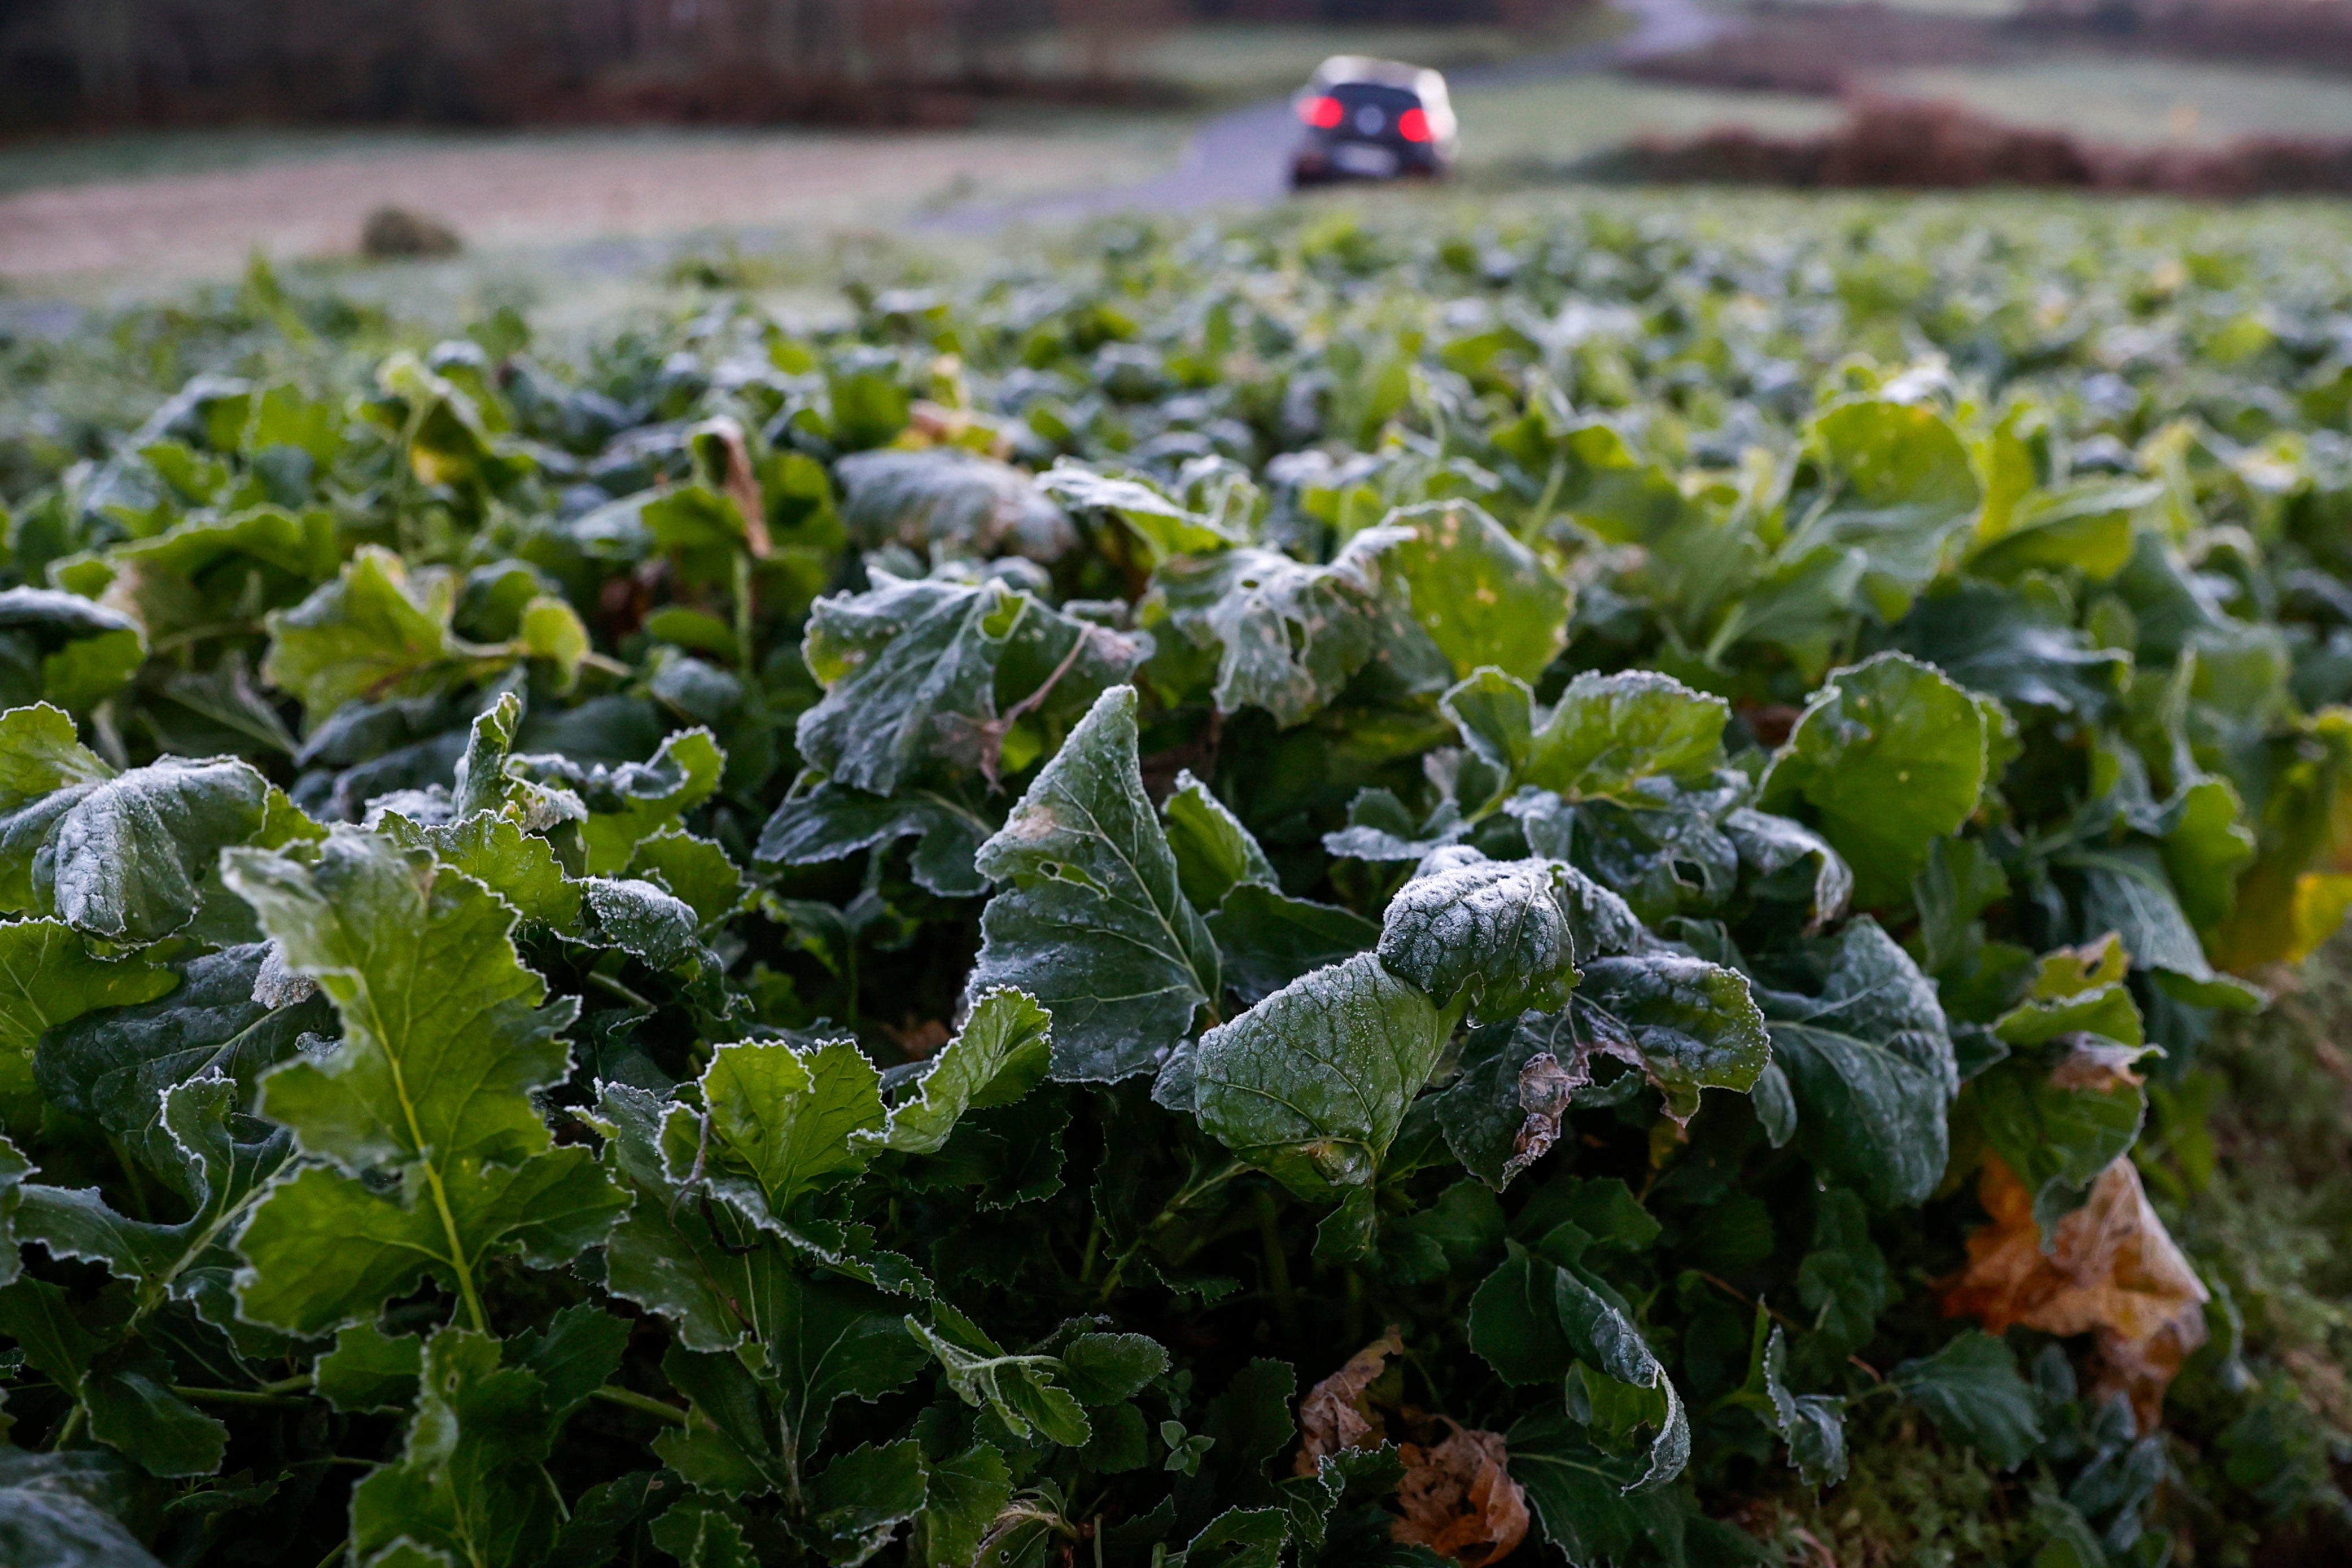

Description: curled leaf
[1392,1425,1531,1568]
[1294,1326,1402,1476]
[1940,1156,2207,1428]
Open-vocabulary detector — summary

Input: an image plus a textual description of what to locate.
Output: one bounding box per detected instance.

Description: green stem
[106,1135,154,1224]
[1095,1159,1244,1303]
[1520,454,1567,546]
[418,1160,489,1334]
[49,1404,84,1451]
[590,1384,690,1428]
[588,970,658,1013]
[541,1462,572,1522]
[171,1385,311,1409]
[732,550,758,677]
[1255,1188,1301,1348]
[313,1539,349,1568]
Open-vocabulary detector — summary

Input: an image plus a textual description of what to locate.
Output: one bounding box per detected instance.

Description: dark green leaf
[969,686,1218,1081]
[1193,952,1449,1199]
[1760,652,1994,908]
[1891,1330,2043,1470]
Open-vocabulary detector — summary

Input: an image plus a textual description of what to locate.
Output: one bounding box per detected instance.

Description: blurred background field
[11,0,2352,301]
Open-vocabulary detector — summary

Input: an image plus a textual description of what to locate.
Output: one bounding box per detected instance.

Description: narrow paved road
[935,0,1733,229]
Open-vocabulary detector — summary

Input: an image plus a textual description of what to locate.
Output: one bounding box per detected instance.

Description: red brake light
[1398,107,1432,142]
[1299,95,1344,129]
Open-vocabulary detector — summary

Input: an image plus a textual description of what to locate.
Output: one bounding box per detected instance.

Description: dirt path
[939,0,1737,228]
[0,127,1173,285]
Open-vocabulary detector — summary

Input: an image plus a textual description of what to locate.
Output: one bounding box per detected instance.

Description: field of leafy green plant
[3,193,2352,1568]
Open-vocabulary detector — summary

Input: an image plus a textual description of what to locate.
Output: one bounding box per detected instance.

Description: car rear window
[1330,83,1422,116]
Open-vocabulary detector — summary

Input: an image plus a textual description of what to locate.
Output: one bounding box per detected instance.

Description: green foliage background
[2,193,2351,1567]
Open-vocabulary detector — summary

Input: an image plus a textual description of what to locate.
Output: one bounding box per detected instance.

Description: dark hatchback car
[1288,56,1459,187]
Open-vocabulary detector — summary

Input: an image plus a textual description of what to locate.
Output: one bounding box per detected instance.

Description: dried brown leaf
[1942,1154,2207,1427]
[2048,1040,2145,1093]
[1503,1049,1584,1185]
[1295,1326,1402,1476]
[700,415,770,558]
[1392,1424,1530,1568]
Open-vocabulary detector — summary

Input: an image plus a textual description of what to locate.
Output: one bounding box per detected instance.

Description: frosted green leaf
[79,1342,228,1479]
[1786,398,1983,621]
[1377,855,1578,1024]
[805,1440,929,1566]
[1468,1247,1689,1492]
[1763,1326,1847,1487]
[226,830,574,1173]
[263,546,493,725]
[662,1038,884,1228]
[444,689,583,830]
[1146,527,1429,729]
[650,1497,754,1568]
[1382,500,1570,682]
[1037,462,1244,559]
[797,575,1145,797]
[903,1317,1091,1448]
[0,919,177,1125]
[0,704,111,819]
[1578,954,1771,1125]
[797,575,1009,794]
[1759,919,1957,1208]
[1441,667,1728,803]
[910,1444,1011,1568]
[233,1147,623,1337]
[582,877,702,971]
[756,783,993,900]
[19,1073,289,1326]
[657,1290,928,1498]
[223,829,621,1333]
[1890,1332,2041,1470]
[1192,952,1450,1200]
[1760,652,1993,908]
[0,1449,166,1568]
[0,753,271,943]
[348,1328,561,1568]
[1059,1332,1170,1405]
[1161,769,1276,913]
[1724,808,1852,931]
[869,988,1051,1156]
[1506,1411,1688,1567]
[838,446,1076,562]
[574,727,724,875]
[969,686,1218,1082]
[0,588,145,713]
[378,812,579,931]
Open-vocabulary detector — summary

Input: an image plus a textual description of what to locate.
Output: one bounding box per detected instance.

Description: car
[1288,56,1458,189]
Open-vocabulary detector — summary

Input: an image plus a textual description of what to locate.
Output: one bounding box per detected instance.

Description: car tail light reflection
[1299,95,1344,129]
[1398,107,1432,142]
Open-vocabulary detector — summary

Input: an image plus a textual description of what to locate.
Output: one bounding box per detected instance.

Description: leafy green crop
[3,195,2352,1567]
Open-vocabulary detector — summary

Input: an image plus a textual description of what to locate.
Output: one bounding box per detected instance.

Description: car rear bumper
[1290,137,1450,185]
